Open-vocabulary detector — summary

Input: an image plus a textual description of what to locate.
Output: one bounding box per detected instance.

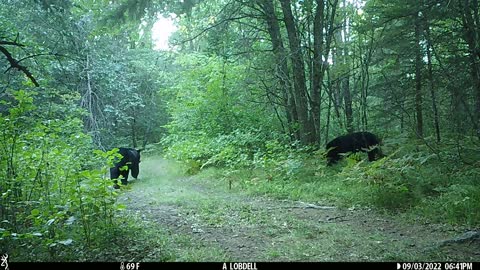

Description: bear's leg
[368,148,379,161]
[110,167,120,179]
[327,153,340,166]
[120,169,129,185]
[127,149,141,179]
[112,179,120,189]
[131,163,139,179]
[110,167,121,189]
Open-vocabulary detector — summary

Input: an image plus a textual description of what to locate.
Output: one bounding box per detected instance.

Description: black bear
[326,131,382,166]
[110,147,141,189]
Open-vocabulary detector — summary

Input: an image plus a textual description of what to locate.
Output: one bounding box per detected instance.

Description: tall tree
[259,0,299,141]
[414,7,424,138]
[279,0,316,144]
[424,9,441,142]
[311,0,325,140]
[458,0,480,137]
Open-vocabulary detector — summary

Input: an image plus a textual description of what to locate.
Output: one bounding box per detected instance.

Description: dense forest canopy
[2,0,480,146]
[0,0,479,262]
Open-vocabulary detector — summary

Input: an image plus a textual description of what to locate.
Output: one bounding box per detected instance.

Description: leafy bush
[0,89,122,261]
[163,129,292,173]
[161,53,288,173]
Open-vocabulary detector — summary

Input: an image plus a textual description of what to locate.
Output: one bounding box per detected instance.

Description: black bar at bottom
[8,262,480,270]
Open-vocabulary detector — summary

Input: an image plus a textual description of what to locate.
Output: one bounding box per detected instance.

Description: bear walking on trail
[326,132,382,166]
[110,147,141,189]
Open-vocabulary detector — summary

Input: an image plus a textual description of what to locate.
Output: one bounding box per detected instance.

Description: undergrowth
[173,133,480,227]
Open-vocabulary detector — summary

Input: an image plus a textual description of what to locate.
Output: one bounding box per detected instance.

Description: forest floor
[117,156,480,262]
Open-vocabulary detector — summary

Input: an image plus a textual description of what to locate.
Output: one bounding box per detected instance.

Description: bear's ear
[137,149,143,153]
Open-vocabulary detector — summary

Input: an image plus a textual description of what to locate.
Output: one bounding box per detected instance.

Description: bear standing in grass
[326,132,382,166]
[110,147,141,189]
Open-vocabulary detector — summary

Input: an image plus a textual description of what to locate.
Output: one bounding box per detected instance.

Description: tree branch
[0,40,25,47]
[0,45,39,87]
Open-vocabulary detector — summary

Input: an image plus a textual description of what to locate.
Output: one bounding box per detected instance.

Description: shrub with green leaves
[0,89,121,261]
[161,53,288,172]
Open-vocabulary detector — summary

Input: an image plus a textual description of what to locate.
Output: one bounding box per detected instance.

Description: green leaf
[31,209,40,216]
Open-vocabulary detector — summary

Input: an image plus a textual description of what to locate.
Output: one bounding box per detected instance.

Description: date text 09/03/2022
[398,262,473,270]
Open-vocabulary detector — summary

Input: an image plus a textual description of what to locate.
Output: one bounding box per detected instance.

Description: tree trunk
[80,54,102,147]
[280,0,316,144]
[326,67,333,145]
[359,31,374,131]
[334,21,352,133]
[131,109,137,148]
[330,48,343,129]
[311,0,325,143]
[424,14,441,142]
[260,0,299,141]
[460,0,480,137]
[341,0,353,133]
[343,76,353,133]
[414,10,424,138]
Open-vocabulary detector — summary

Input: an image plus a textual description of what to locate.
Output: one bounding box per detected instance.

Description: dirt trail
[118,157,480,262]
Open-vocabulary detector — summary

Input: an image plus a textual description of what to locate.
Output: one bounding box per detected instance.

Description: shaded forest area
[0,0,479,262]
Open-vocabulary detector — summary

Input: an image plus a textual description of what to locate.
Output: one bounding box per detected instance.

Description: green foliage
[97,48,171,148]
[420,184,480,226]
[0,0,170,149]
[1,2,479,263]
[163,129,290,174]
[0,89,121,260]
[162,53,285,172]
[209,135,480,227]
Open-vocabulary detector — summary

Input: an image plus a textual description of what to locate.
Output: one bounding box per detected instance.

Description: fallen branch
[439,231,480,246]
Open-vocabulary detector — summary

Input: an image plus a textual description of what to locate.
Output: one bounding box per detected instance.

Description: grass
[102,213,230,262]
[116,156,232,262]
[110,147,479,262]
[6,212,175,262]
[192,152,480,228]
[181,163,477,261]
[7,149,479,262]
[64,154,476,262]
[28,153,472,262]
